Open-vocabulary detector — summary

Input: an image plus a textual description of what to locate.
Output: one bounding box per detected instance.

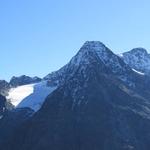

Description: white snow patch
[7,84,35,107]
[132,68,145,75]
[7,81,57,112]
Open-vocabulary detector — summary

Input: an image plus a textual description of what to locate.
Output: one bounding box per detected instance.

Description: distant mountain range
[1,41,150,150]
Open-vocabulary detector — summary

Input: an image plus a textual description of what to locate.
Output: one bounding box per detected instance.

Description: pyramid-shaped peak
[64,41,129,76]
[79,41,114,57]
[72,41,114,65]
[45,41,132,86]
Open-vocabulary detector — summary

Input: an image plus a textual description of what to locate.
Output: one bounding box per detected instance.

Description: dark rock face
[0,108,34,149]
[0,95,6,116]
[9,75,41,87]
[0,82,13,111]
[0,80,10,96]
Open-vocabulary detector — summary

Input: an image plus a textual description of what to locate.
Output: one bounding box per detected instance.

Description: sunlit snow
[7,84,34,107]
[7,81,57,112]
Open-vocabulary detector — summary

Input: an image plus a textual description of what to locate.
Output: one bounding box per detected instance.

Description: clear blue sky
[1,0,150,81]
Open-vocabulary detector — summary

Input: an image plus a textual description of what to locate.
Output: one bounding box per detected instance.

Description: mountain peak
[80,41,109,54]
[69,41,117,68]
[82,41,106,48]
[44,41,112,81]
[45,41,133,86]
[121,48,150,74]
[127,47,148,55]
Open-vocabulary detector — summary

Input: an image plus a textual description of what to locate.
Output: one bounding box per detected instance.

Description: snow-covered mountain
[2,41,150,150]
[6,41,150,112]
[44,41,136,86]
[120,48,150,75]
[3,42,150,113]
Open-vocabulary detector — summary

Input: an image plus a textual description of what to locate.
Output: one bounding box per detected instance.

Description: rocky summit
[121,48,150,75]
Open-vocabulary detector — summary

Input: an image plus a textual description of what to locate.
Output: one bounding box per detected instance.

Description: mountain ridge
[5,41,150,150]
